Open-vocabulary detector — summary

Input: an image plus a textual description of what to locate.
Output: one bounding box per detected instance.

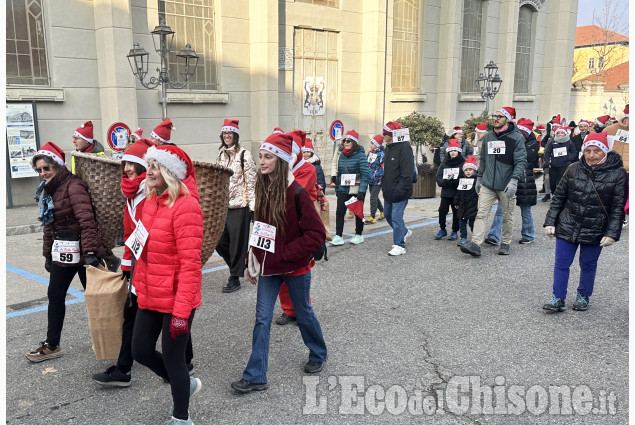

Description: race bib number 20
[488,140,506,155]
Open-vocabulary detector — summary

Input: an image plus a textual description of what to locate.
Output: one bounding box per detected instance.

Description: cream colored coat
[606,118,629,173]
[216,145,256,210]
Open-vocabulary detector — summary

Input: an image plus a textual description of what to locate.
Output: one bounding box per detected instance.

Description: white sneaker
[404,229,413,243]
[388,245,406,256]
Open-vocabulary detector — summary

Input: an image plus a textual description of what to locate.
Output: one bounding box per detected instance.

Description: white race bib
[553,147,567,157]
[488,140,506,155]
[341,173,356,186]
[52,239,80,264]
[125,220,149,260]
[616,129,629,144]
[443,168,460,180]
[393,128,410,142]
[249,221,276,253]
[458,178,474,191]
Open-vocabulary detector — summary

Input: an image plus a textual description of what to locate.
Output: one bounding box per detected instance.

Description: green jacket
[478,122,527,191]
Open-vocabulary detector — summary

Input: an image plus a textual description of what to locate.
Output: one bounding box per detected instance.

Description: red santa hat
[447,139,462,153]
[383,121,403,135]
[452,126,463,134]
[553,126,568,136]
[582,131,609,155]
[131,127,143,140]
[535,125,546,131]
[302,137,315,153]
[463,155,478,171]
[595,115,610,127]
[151,118,175,144]
[272,127,284,134]
[516,118,534,135]
[475,123,487,133]
[497,107,516,121]
[371,134,383,147]
[36,142,65,166]
[286,130,306,155]
[624,104,629,118]
[122,138,155,169]
[144,144,193,181]
[577,120,592,128]
[343,130,359,144]
[74,121,94,143]
[260,133,294,163]
[221,119,239,134]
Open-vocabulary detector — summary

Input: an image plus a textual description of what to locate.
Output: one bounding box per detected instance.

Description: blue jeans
[488,202,535,242]
[552,238,602,299]
[459,217,475,239]
[243,272,327,384]
[384,199,409,247]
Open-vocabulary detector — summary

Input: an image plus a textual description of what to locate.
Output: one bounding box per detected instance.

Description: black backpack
[294,186,328,261]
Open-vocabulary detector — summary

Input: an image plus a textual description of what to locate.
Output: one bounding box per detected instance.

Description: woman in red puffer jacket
[131,144,203,425]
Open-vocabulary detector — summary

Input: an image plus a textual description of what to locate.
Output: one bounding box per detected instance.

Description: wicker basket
[193,161,233,265]
[72,151,126,249]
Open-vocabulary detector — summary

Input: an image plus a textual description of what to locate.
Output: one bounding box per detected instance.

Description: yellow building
[572,25,629,83]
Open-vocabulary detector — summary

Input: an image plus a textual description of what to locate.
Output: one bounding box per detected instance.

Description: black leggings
[438,197,459,232]
[215,207,251,277]
[47,263,86,347]
[335,192,364,236]
[549,166,568,194]
[132,309,195,420]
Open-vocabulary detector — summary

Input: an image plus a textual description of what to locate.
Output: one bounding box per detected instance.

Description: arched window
[514,5,534,93]
[460,0,483,92]
[392,0,420,92]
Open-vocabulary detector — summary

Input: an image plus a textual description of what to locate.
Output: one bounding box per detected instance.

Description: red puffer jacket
[132,188,203,319]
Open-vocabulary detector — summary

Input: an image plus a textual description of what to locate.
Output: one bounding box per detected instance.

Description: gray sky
[577,0,629,34]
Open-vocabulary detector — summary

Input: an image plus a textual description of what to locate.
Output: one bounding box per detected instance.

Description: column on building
[434,0,462,128]
[491,0,519,110]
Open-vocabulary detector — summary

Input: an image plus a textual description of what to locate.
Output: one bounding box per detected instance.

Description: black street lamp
[476,60,503,114]
[127,17,199,120]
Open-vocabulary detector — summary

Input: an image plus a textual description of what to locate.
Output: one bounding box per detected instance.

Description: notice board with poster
[6,103,40,178]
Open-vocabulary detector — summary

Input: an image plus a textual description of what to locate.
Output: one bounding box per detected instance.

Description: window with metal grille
[159,0,218,90]
[391,0,420,92]
[6,0,49,85]
[514,5,533,94]
[598,56,605,71]
[460,0,483,93]
[588,57,595,71]
[295,0,338,7]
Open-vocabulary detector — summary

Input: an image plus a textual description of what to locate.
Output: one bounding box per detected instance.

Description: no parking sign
[107,122,131,153]
[330,120,344,140]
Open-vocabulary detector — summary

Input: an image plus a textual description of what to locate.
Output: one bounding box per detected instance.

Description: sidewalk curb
[6,224,43,236]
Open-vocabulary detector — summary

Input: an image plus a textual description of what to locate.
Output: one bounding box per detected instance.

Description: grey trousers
[369,184,384,217]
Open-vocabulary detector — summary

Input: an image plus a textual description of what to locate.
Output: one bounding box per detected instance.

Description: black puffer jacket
[452,175,479,219]
[516,131,539,206]
[382,141,414,202]
[436,153,465,198]
[544,151,626,245]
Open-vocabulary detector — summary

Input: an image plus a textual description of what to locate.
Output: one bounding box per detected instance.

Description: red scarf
[343,148,353,155]
[121,173,146,199]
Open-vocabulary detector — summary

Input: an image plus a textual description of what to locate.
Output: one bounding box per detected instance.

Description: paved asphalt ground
[5,181,630,424]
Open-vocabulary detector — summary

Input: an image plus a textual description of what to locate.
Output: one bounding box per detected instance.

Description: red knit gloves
[169,315,189,339]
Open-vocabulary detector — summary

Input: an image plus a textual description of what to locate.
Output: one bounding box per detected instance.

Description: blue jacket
[307,154,326,189]
[367,146,385,185]
[335,146,369,195]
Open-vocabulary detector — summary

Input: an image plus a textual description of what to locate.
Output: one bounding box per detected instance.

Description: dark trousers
[549,166,568,194]
[335,192,364,236]
[459,216,475,239]
[368,184,384,217]
[132,309,196,420]
[438,197,459,232]
[216,207,251,277]
[116,293,194,373]
[46,263,86,347]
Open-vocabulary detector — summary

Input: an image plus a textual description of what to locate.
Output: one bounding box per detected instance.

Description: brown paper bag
[84,265,128,360]
[315,200,332,242]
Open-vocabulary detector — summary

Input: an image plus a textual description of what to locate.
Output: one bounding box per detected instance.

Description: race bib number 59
[249,221,276,253]
[52,240,80,264]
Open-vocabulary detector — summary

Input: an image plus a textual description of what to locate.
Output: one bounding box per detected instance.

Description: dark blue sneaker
[434,229,447,240]
[543,295,565,312]
[448,231,458,240]
[572,293,589,311]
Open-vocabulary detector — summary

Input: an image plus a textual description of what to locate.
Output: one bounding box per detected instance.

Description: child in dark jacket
[435,139,465,240]
[365,134,385,224]
[453,155,479,246]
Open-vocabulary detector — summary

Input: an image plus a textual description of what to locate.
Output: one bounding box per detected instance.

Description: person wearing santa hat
[438,126,472,165]
[149,118,176,146]
[571,120,592,157]
[543,126,578,197]
[130,144,203,424]
[301,137,330,238]
[126,127,144,150]
[330,130,369,246]
[460,106,526,257]
[381,121,415,256]
[364,134,386,224]
[26,142,108,363]
[472,123,488,159]
[605,104,629,175]
[435,139,465,240]
[543,131,626,313]
[452,155,479,246]
[593,115,611,133]
[232,133,327,393]
[215,119,257,294]
[71,120,105,174]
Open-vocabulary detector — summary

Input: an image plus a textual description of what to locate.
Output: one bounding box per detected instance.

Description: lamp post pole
[477,61,503,115]
[127,17,199,120]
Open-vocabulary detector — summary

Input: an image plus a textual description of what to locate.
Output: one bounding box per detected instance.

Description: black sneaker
[231,378,268,394]
[460,242,481,257]
[187,363,194,375]
[484,237,499,246]
[518,238,534,244]
[498,243,510,255]
[543,296,565,312]
[275,313,297,326]
[304,360,325,374]
[222,276,241,293]
[541,194,551,202]
[572,293,590,311]
[92,365,131,387]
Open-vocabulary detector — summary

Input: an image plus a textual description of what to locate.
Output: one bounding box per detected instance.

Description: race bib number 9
[443,168,460,180]
[553,147,567,157]
[52,240,80,264]
[341,173,356,186]
[488,140,506,155]
[458,178,474,190]
[249,221,276,253]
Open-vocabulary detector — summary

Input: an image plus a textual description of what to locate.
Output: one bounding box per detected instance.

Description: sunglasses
[492,115,506,119]
[343,139,353,143]
[36,166,51,173]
